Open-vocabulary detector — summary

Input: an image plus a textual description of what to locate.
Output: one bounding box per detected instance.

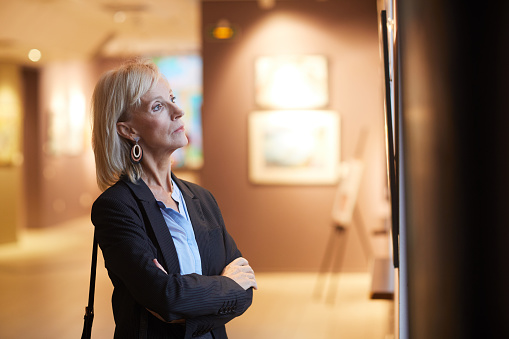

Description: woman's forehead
[141,78,173,100]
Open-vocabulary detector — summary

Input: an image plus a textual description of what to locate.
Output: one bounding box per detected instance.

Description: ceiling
[0,0,201,65]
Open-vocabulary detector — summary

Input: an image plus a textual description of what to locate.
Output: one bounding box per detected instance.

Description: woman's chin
[180,137,189,148]
[172,138,189,151]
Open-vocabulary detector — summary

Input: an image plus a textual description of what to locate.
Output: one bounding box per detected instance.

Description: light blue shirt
[157,179,202,275]
[156,179,213,338]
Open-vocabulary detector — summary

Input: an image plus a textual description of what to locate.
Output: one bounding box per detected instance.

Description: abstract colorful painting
[154,55,203,169]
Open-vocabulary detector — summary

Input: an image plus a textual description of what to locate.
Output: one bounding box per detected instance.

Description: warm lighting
[255,55,328,109]
[79,193,93,207]
[48,88,86,155]
[113,11,126,23]
[69,90,86,129]
[249,110,340,185]
[258,0,275,9]
[52,198,66,213]
[212,20,235,40]
[0,65,22,166]
[28,49,41,62]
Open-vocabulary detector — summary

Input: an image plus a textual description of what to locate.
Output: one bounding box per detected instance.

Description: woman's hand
[153,258,168,274]
[221,257,258,291]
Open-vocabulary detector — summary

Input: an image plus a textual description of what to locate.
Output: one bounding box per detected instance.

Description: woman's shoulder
[97,178,132,199]
[91,179,148,227]
[93,177,147,208]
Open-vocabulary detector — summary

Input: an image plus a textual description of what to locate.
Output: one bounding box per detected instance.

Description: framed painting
[379,9,399,268]
[249,110,340,185]
[254,55,328,109]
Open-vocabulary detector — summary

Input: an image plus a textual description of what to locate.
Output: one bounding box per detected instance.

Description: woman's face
[124,77,188,158]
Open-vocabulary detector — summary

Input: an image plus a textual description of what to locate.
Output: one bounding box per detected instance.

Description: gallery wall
[23,61,100,229]
[0,0,388,273]
[201,0,387,272]
[0,63,23,243]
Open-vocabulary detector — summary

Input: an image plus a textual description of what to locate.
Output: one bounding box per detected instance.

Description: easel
[314,129,373,304]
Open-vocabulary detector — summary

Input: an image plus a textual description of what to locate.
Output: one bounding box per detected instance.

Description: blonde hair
[91,59,161,191]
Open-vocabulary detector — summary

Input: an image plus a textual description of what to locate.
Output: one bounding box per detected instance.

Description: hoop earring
[130,137,143,164]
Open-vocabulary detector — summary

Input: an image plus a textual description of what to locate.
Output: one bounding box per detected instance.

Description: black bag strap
[81,231,98,339]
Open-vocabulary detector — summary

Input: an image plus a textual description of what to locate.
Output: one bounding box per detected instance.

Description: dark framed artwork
[380,9,399,268]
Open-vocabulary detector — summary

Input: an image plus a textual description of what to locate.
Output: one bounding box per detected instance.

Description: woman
[91,59,257,339]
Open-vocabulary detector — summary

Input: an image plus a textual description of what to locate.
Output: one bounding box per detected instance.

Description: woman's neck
[140,155,173,193]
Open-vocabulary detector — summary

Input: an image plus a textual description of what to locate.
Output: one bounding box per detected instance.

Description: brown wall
[19,59,127,230]
[2,0,387,274]
[201,0,386,272]
[23,61,100,228]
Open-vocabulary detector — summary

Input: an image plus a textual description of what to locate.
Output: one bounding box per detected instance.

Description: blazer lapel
[124,178,180,274]
[172,174,211,275]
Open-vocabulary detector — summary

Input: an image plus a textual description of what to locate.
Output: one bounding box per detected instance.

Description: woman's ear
[116,121,135,140]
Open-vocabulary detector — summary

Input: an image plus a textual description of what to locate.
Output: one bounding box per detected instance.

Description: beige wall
[201,0,388,272]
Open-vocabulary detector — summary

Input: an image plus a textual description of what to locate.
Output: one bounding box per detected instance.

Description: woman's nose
[171,106,184,120]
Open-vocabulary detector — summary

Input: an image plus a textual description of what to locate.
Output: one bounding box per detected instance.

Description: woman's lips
[173,125,185,133]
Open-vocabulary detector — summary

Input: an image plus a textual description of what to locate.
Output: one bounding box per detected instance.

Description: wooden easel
[314,129,373,304]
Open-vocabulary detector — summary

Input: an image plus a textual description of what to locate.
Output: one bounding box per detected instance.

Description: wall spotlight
[212,19,235,40]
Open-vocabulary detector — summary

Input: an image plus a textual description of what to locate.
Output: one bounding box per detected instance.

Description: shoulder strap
[81,231,98,339]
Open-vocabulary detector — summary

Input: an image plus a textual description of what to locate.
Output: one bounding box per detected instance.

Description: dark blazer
[91,174,253,339]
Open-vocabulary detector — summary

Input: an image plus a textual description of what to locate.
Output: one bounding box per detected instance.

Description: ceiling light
[28,49,41,62]
[114,11,126,23]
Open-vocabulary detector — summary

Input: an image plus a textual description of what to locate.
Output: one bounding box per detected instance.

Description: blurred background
[7,0,508,338]
[0,0,395,337]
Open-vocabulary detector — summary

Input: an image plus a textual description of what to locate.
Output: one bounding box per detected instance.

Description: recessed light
[28,49,41,62]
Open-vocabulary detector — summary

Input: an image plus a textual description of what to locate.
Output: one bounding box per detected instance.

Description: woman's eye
[153,103,163,112]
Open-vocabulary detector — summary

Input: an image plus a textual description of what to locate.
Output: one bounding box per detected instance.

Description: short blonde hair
[91,59,161,191]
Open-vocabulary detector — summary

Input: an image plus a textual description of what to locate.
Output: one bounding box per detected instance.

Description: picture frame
[248,110,340,185]
[254,55,329,109]
[380,9,399,268]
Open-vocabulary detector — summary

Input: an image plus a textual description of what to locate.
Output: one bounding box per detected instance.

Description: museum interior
[0,0,508,338]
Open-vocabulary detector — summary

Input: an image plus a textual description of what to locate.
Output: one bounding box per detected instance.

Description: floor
[0,217,394,339]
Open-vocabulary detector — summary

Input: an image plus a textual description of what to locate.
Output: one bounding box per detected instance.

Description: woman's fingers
[153,258,168,274]
[221,257,258,290]
[230,257,249,266]
[154,255,258,290]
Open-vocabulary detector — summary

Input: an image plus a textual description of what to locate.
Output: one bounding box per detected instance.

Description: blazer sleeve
[91,184,252,324]
[176,184,254,338]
